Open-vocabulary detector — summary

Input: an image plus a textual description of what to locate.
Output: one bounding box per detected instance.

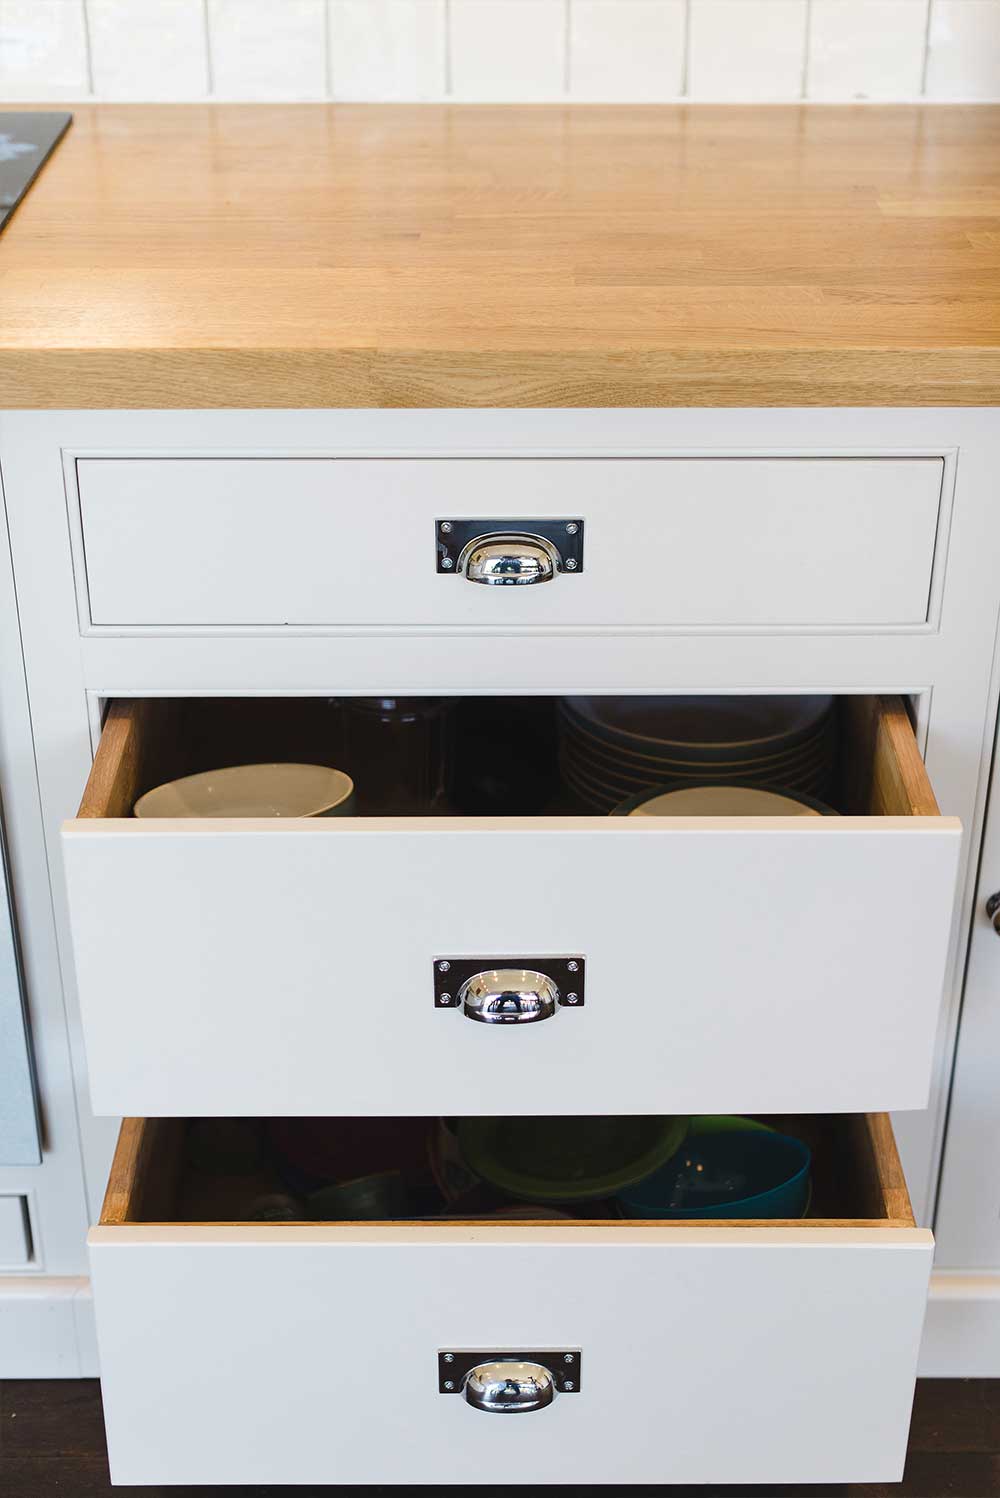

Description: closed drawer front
[75,456,943,630]
[61,695,960,1117]
[90,1112,931,1487]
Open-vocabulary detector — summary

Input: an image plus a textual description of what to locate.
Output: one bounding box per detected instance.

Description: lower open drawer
[90,1112,932,1487]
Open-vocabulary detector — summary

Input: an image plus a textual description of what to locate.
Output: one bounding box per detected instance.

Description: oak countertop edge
[4,347,1000,410]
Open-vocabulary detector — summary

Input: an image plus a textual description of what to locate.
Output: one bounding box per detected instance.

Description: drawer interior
[101,1112,914,1230]
[79,694,938,820]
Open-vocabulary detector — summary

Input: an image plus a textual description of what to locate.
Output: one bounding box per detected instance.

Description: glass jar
[339,697,452,814]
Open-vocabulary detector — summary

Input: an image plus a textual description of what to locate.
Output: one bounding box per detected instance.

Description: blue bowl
[618,1121,811,1220]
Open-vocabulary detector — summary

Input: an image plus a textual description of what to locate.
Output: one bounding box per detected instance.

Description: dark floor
[0,1379,998,1496]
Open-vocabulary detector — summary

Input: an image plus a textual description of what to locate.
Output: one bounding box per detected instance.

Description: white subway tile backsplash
[450,0,567,101]
[88,0,208,102]
[0,0,89,100]
[689,0,808,100]
[926,0,1000,99]
[1,0,997,104]
[329,0,445,100]
[808,1,928,100]
[208,0,326,99]
[569,0,684,100]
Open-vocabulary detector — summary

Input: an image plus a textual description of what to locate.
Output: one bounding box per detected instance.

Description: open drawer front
[62,695,960,1117]
[90,1111,931,1487]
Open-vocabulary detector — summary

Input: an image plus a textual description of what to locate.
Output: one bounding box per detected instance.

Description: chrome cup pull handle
[459,968,559,1024]
[458,533,560,585]
[987,892,1000,934]
[463,1361,556,1414]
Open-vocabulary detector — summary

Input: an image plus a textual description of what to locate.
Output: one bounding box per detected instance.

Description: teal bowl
[618,1117,811,1220]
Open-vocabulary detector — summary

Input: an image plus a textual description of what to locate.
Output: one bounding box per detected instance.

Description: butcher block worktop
[2,103,1000,409]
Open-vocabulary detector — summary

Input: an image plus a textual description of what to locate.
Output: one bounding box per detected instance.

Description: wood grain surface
[2,104,1000,408]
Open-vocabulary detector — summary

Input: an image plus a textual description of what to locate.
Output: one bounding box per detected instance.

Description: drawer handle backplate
[436,518,584,581]
[434,955,585,1016]
[439,1350,580,1411]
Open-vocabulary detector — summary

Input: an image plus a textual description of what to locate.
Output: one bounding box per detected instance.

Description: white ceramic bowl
[621,785,828,817]
[134,763,355,819]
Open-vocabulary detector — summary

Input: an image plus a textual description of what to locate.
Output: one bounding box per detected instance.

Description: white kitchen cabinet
[3,92,1000,1491]
[2,402,1000,1440]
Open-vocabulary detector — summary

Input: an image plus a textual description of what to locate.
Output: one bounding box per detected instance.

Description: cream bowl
[613,783,834,817]
[134,763,355,819]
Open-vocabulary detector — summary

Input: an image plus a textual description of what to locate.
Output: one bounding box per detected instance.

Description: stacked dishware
[558,695,836,813]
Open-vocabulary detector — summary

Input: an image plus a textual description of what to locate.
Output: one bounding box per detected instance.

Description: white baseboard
[0,1276,97,1377]
[2,1271,999,1380]
[919,1271,1000,1376]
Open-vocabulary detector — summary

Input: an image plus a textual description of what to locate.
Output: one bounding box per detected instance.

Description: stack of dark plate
[558,695,836,813]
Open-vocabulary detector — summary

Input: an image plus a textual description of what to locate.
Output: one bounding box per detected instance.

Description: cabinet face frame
[934,644,1000,1271]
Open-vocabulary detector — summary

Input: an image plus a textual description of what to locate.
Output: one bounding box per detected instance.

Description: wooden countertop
[2,103,1000,409]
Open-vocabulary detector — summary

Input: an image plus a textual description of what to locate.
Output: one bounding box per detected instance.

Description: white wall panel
[807,0,929,100]
[88,0,208,102]
[208,0,326,100]
[0,0,89,100]
[926,0,1000,99]
[569,0,685,100]
[450,0,567,101]
[328,0,446,100]
[689,0,808,99]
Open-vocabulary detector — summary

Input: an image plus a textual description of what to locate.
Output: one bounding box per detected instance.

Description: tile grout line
[324,0,333,101]
[921,0,934,99]
[202,0,215,98]
[80,0,95,97]
[681,0,692,98]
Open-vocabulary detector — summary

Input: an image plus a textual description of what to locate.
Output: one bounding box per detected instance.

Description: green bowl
[457,1114,689,1204]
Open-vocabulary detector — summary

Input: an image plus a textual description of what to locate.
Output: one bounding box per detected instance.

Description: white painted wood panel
[88,1220,933,1486]
[933,690,1000,1269]
[75,457,943,630]
[0,1277,97,1377]
[61,814,960,1116]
